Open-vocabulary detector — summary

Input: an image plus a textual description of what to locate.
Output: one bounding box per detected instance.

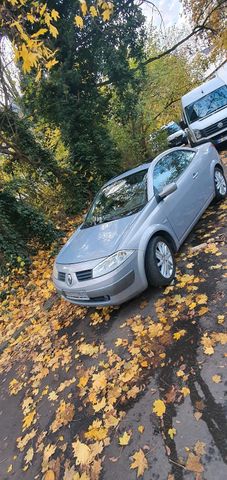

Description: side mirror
[179,119,187,130]
[158,182,177,200]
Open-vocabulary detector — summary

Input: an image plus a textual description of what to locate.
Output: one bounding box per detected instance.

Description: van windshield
[83,169,148,227]
[166,123,181,134]
[185,85,227,123]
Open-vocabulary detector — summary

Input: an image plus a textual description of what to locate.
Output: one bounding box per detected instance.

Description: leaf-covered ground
[0,152,227,480]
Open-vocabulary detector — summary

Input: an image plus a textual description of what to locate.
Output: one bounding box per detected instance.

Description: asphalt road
[0,150,227,480]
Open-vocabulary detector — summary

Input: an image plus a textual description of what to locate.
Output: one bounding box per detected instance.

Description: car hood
[56,214,138,264]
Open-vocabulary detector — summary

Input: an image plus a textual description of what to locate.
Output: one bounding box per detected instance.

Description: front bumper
[168,135,186,147]
[53,251,148,306]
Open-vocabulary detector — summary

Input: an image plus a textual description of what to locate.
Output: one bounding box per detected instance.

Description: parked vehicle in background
[164,121,187,147]
[53,143,226,307]
[181,65,227,147]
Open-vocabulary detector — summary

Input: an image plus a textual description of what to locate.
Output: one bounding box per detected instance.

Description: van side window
[153,150,195,192]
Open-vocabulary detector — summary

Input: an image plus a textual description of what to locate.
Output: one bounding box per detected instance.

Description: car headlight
[193,129,202,140]
[93,250,134,278]
[53,262,58,279]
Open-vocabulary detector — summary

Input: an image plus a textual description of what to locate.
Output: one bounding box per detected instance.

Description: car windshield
[83,169,148,227]
[166,123,180,134]
[185,85,227,123]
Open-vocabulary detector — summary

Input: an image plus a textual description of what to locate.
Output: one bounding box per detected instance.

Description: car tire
[145,235,176,287]
[214,167,227,202]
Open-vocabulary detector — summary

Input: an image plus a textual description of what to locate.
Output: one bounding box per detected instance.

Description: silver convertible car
[53,143,226,306]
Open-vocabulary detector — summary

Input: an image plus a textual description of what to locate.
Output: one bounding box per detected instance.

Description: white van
[181,65,227,147]
[164,121,187,147]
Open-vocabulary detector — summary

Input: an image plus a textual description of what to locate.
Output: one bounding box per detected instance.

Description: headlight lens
[93,250,134,278]
[193,129,202,140]
[53,262,58,279]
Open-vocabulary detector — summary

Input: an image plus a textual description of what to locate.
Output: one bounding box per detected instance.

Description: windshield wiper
[82,220,97,228]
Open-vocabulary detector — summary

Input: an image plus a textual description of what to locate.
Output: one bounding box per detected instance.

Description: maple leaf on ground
[44,471,55,480]
[24,447,34,463]
[9,378,23,395]
[138,425,144,433]
[165,386,177,404]
[50,401,74,432]
[90,458,102,480]
[196,294,208,304]
[181,387,190,397]
[173,329,186,340]
[168,428,176,439]
[85,421,108,441]
[194,411,202,421]
[212,375,221,383]
[217,315,225,324]
[93,397,106,412]
[22,410,36,431]
[72,440,91,466]
[17,428,37,451]
[48,391,58,402]
[118,431,131,446]
[194,441,206,456]
[130,449,148,477]
[186,452,204,473]
[152,399,166,417]
[198,306,209,316]
[42,444,57,473]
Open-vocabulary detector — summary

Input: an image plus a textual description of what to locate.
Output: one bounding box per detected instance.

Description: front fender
[137,224,179,277]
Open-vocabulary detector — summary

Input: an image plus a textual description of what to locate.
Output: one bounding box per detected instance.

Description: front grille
[76,269,92,281]
[58,272,66,282]
[201,117,227,137]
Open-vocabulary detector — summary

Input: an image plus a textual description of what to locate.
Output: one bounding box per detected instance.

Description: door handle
[193,172,198,179]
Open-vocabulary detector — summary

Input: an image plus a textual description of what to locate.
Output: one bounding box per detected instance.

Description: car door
[151,149,204,241]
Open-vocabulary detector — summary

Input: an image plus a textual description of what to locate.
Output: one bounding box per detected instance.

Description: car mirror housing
[158,182,177,200]
[179,119,187,130]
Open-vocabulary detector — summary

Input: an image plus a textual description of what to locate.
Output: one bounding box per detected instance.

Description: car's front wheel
[145,235,176,287]
[214,167,226,201]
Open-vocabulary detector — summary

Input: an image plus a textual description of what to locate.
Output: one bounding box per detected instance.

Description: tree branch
[153,97,181,121]
[97,0,226,88]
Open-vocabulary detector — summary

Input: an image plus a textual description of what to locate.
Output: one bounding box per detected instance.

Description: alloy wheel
[155,241,173,278]
[215,170,226,196]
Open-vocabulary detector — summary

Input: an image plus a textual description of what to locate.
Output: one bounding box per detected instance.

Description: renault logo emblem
[66,273,73,286]
[217,122,223,129]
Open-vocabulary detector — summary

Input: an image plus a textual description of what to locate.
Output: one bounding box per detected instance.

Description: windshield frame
[82,168,148,228]
[185,85,227,124]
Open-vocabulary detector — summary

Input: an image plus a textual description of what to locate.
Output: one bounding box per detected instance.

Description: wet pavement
[0,151,226,480]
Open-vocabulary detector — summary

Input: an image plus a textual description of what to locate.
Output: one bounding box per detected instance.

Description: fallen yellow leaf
[118,431,131,446]
[138,425,144,434]
[168,427,176,439]
[181,387,190,397]
[212,375,221,383]
[152,399,166,417]
[130,449,148,477]
[72,439,91,466]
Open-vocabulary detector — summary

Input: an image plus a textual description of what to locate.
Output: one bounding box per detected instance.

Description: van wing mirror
[179,119,187,130]
[158,182,177,200]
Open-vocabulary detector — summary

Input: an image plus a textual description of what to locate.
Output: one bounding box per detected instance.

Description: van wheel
[145,236,176,287]
[214,167,226,201]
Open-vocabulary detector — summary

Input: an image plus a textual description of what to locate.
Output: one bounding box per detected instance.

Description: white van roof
[182,75,225,107]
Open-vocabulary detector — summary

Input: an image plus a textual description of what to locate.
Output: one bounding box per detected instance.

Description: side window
[153,150,195,192]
